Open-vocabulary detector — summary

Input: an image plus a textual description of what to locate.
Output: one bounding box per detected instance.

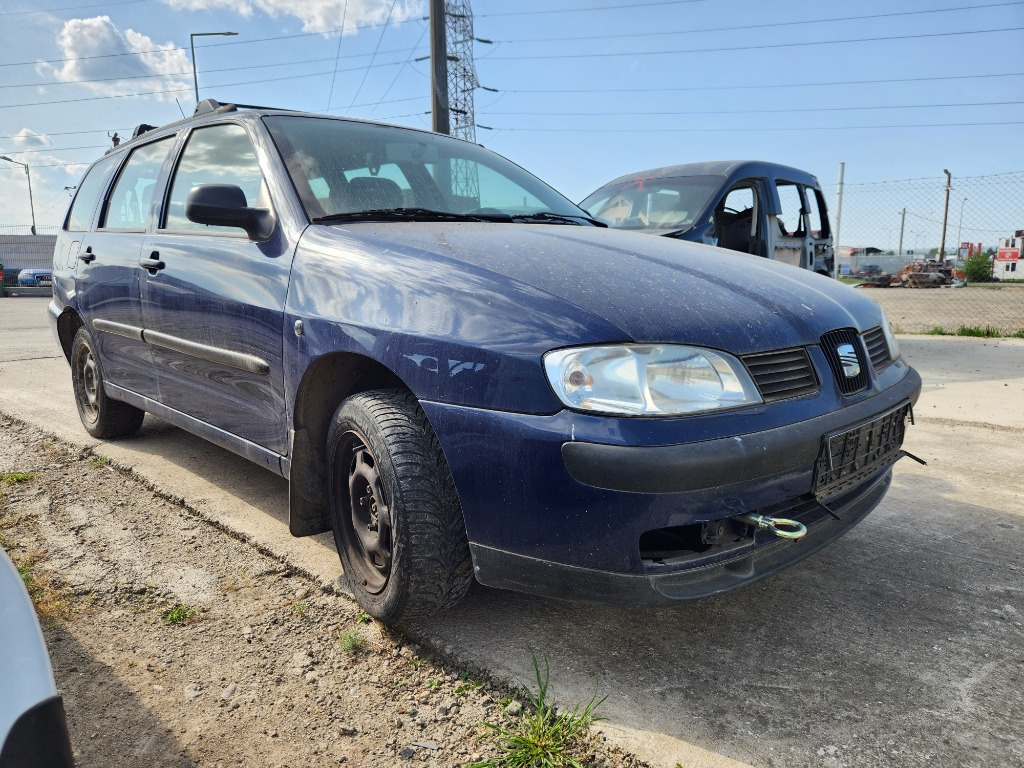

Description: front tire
[71,327,145,439]
[327,390,472,622]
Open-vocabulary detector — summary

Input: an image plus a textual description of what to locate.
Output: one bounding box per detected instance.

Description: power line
[486,26,1024,60]
[485,100,1024,117]
[476,0,710,17]
[0,0,145,16]
[480,120,1024,133]
[0,128,130,140]
[0,58,415,110]
[499,71,1024,95]
[495,1,1024,44]
[348,0,399,108]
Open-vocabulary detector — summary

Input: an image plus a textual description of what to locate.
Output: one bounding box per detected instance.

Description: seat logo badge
[837,343,860,379]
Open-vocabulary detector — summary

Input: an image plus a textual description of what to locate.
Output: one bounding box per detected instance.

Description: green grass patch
[88,455,109,468]
[161,602,198,625]
[470,656,605,768]
[1,471,35,485]
[956,325,1000,338]
[15,550,72,624]
[338,628,367,656]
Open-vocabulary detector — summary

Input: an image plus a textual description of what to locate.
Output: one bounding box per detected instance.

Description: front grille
[820,328,869,395]
[862,326,892,370]
[742,348,818,402]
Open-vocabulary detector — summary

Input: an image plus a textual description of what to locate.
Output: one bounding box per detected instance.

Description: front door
[141,122,293,454]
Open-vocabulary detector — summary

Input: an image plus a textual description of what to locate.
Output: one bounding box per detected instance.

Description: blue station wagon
[49,101,921,622]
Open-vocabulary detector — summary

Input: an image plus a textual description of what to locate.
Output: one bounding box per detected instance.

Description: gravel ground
[859,284,1024,334]
[0,415,647,768]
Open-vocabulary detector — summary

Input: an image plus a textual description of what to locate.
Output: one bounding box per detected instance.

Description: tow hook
[736,512,807,540]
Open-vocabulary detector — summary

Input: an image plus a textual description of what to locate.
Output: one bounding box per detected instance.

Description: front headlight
[543,344,762,416]
[880,312,901,361]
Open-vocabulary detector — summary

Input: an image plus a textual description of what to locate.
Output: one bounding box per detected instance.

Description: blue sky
[1,0,1021,237]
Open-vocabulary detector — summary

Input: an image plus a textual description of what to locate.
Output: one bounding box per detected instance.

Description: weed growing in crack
[470,655,605,768]
[88,455,110,468]
[338,628,367,656]
[162,603,198,625]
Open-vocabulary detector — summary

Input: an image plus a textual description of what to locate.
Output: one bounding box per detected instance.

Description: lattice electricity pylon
[444,0,479,201]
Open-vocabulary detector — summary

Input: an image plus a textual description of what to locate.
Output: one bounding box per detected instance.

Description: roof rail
[193,99,298,116]
[193,98,238,116]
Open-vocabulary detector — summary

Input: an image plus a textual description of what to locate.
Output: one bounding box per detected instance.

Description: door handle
[140,251,165,272]
[78,246,95,263]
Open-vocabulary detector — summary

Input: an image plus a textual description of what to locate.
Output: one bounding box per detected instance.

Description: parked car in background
[580,160,835,275]
[17,269,52,288]
[0,548,74,768]
[50,101,919,623]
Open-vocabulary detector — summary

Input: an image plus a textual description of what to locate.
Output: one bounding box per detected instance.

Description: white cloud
[11,129,53,149]
[37,16,192,101]
[163,0,423,35]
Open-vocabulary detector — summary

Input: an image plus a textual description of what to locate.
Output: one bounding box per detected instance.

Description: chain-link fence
[824,171,1024,336]
[0,225,58,288]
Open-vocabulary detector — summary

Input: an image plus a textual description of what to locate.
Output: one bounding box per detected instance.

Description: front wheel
[327,390,473,623]
[71,327,145,439]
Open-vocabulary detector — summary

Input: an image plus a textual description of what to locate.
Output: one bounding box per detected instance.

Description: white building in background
[995,233,1022,281]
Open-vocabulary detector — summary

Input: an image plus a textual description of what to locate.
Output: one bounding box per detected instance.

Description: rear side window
[100,137,175,230]
[775,182,806,237]
[805,187,830,238]
[66,153,120,232]
[164,123,266,232]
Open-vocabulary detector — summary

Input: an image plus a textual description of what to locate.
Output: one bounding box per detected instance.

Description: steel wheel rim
[336,430,392,594]
[78,346,100,423]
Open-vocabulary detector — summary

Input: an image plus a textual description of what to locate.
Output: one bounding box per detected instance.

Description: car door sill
[105,383,289,477]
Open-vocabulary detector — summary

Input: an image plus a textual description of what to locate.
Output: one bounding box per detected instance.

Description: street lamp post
[190,31,238,104]
[1,155,37,235]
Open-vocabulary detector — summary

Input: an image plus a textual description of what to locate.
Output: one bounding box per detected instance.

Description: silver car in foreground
[0,548,73,768]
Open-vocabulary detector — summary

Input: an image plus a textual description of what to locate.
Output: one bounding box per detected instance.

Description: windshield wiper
[509,211,607,227]
[311,207,511,224]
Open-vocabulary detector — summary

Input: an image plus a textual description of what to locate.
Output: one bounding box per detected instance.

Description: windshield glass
[581,175,725,231]
[263,115,587,222]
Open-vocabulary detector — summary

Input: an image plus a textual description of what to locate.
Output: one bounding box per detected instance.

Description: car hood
[319,223,885,355]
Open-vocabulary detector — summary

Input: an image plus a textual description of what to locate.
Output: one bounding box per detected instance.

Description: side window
[775,182,805,237]
[100,137,175,230]
[66,153,120,232]
[164,124,266,232]
[714,186,757,254]
[804,186,830,238]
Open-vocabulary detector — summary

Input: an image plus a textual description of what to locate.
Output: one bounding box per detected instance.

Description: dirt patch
[0,415,646,768]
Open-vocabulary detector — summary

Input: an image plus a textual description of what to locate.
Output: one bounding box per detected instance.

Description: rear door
[77,136,177,397]
[141,121,293,454]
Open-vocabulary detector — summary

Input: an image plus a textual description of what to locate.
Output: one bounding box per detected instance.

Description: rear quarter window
[65,153,121,232]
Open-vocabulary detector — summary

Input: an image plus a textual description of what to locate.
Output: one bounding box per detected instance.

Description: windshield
[263,115,589,223]
[580,175,725,232]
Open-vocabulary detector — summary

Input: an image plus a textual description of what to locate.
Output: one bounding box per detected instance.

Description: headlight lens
[880,313,901,361]
[543,344,762,416]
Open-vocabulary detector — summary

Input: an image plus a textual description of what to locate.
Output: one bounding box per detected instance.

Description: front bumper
[470,470,891,605]
[421,363,921,604]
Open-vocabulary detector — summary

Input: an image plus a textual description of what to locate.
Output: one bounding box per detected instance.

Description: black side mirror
[185,184,276,241]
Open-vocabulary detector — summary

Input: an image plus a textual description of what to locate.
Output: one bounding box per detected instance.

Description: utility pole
[939,169,951,261]
[429,0,450,135]
[832,162,844,278]
[898,207,906,257]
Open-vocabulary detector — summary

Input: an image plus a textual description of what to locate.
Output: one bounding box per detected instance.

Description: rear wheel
[71,328,145,439]
[327,389,472,622]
